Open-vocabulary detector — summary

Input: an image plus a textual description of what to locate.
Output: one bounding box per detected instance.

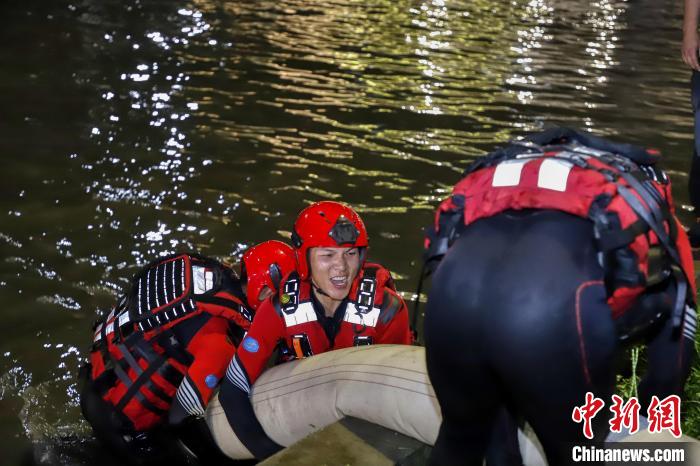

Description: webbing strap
[133,390,167,416]
[355,268,377,314]
[597,219,647,252]
[616,184,681,268]
[116,353,168,411]
[144,379,172,404]
[156,329,194,366]
[112,357,135,391]
[616,184,688,327]
[280,277,300,315]
[196,294,252,323]
[116,343,143,376]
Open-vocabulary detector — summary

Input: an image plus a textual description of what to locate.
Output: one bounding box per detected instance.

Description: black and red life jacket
[87,253,251,430]
[424,128,696,328]
[273,262,403,359]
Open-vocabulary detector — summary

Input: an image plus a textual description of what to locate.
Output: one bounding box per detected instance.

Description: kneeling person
[79,243,295,465]
[218,201,413,460]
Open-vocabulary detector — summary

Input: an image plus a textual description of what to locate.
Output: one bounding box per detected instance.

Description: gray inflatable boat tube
[205,344,696,463]
[205,344,440,460]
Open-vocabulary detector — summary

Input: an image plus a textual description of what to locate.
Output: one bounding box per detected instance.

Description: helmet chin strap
[311,279,332,298]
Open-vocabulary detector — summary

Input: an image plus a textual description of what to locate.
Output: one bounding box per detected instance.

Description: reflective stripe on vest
[344,303,380,327]
[283,302,317,328]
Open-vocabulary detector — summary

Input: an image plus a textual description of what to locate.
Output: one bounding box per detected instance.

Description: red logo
[647,395,682,438]
[572,392,605,439]
[609,394,641,435]
[572,394,683,439]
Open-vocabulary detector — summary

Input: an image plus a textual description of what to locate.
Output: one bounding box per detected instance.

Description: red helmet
[291,201,369,280]
[241,240,296,309]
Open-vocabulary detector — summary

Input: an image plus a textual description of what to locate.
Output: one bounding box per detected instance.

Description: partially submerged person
[218,201,413,460]
[79,241,295,465]
[422,128,697,465]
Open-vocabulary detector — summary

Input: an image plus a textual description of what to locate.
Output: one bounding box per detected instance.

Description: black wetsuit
[424,210,696,466]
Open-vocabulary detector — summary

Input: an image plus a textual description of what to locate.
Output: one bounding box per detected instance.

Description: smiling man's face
[308,247,361,301]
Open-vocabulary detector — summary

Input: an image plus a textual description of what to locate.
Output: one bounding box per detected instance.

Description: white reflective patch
[118,312,130,327]
[344,303,381,328]
[154,264,160,307]
[683,306,698,341]
[283,302,318,328]
[176,377,205,416]
[205,270,213,291]
[137,279,143,313]
[107,310,115,322]
[492,160,528,187]
[192,266,209,294]
[165,261,173,301]
[146,269,152,308]
[537,158,572,192]
[105,322,114,335]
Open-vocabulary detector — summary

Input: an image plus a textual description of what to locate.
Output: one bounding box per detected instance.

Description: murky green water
[0,0,695,464]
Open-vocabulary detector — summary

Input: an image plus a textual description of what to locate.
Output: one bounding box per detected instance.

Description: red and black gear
[291,201,369,280]
[241,240,296,310]
[225,262,411,393]
[86,254,251,431]
[424,128,695,329]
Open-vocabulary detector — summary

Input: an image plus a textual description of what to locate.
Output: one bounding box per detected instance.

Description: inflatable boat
[204,344,697,463]
[205,344,439,459]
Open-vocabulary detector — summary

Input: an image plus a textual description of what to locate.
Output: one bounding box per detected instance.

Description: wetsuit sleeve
[375,288,413,345]
[169,316,236,425]
[218,298,285,459]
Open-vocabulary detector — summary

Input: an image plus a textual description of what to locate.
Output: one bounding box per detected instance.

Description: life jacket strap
[115,352,168,412]
[291,334,313,359]
[280,276,300,315]
[155,329,194,366]
[196,294,252,323]
[355,268,377,315]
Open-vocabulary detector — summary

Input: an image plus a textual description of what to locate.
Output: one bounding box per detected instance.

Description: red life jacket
[424,128,695,326]
[87,254,251,431]
[272,262,403,359]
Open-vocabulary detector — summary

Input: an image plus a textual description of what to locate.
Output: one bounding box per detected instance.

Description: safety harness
[273,264,397,359]
[88,253,251,430]
[421,127,695,337]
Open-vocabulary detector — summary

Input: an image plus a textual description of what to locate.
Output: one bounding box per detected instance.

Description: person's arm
[218,298,286,459]
[683,0,700,70]
[375,288,413,345]
[169,316,236,425]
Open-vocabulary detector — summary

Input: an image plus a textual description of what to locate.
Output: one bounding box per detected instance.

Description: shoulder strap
[355,267,377,315]
[277,272,301,316]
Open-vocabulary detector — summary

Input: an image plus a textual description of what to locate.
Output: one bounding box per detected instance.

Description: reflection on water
[0,0,694,463]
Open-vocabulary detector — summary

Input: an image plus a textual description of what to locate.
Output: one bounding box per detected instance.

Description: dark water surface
[0,0,695,464]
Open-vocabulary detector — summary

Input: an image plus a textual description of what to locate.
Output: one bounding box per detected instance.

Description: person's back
[426,210,617,465]
[422,128,696,465]
[80,243,296,465]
